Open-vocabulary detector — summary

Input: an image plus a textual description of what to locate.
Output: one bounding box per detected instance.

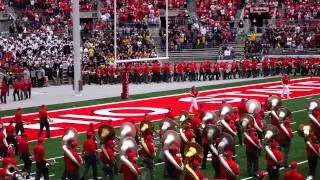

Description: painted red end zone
[1,77,320,141]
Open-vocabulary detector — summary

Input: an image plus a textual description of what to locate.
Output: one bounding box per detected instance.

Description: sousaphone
[163,130,183,171]
[98,124,115,144]
[183,142,204,180]
[246,99,261,114]
[140,120,154,136]
[218,104,234,119]
[297,122,314,139]
[267,95,282,110]
[178,110,194,123]
[240,114,261,148]
[306,100,320,130]
[119,122,136,139]
[62,128,81,167]
[159,118,176,135]
[276,107,292,124]
[119,137,139,175]
[217,133,236,177]
[202,111,216,127]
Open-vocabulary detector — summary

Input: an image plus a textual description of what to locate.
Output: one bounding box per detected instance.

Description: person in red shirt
[166,145,183,180]
[184,157,204,180]
[163,62,171,82]
[34,137,49,180]
[81,132,97,180]
[279,119,294,167]
[14,107,24,135]
[265,139,283,180]
[189,63,197,81]
[281,74,290,99]
[13,79,20,101]
[252,58,259,78]
[0,80,8,104]
[231,60,238,79]
[306,133,320,178]
[244,128,261,176]
[100,139,116,180]
[213,62,220,80]
[141,134,156,180]
[283,161,304,180]
[237,98,247,116]
[262,56,270,77]
[222,115,237,137]
[65,141,83,180]
[6,120,18,154]
[38,104,50,138]
[0,123,8,158]
[18,133,32,179]
[119,150,141,180]
[218,150,240,180]
[189,86,199,113]
[24,78,31,98]
[143,63,151,84]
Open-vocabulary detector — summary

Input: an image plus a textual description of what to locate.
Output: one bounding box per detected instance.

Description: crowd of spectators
[283,0,320,22]
[79,57,320,86]
[261,22,320,49]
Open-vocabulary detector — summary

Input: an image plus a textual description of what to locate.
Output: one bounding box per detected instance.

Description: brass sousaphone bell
[276,107,292,124]
[204,124,221,140]
[202,111,217,128]
[218,103,234,119]
[98,124,115,144]
[263,124,279,144]
[140,120,154,136]
[246,99,261,114]
[297,122,314,139]
[178,110,194,123]
[120,122,137,139]
[160,118,176,135]
[267,95,282,110]
[217,133,236,177]
[306,99,320,112]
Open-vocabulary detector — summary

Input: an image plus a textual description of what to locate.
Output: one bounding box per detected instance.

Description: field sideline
[1,76,320,180]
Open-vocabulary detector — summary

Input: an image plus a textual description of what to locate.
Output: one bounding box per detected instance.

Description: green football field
[1,76,320,180]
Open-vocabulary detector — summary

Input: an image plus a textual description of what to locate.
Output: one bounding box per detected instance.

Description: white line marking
[60,114,123,121]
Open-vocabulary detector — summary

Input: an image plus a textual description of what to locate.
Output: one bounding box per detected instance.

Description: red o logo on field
[93,107,169,117]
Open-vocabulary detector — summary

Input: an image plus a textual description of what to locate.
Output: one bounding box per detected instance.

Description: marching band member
[265,139,283,180]
[119,150,142,180]
[181,123,196,157]
[309,106,320,141]
[6,120,18,154]
[218,150,240,180]
[166,145,183,180]
[18,133,32,179]
[237,98,247,116]
[306,133,320,179]
[184,157,204,180]
[281,74,290,99]
[211,138,220,178]
[0,123,8,157]
[14,107,24,135]
[0,80,8,104]
[244,128,261,177]
[190,115,202,144]
[38,104,50,139]
[81,132,98,180]
[189,86,199,113]
[1,149,18,179]
[34,137,49,180]
[233,109,243,145]
[283,161,304,180]
[65,140,83,180]
[141,134,156,180]
[222,115,237,137]
[279,119,294,167]
[101,139,116,180]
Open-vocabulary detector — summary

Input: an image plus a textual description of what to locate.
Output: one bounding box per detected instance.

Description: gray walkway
[0,76,279,111]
